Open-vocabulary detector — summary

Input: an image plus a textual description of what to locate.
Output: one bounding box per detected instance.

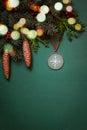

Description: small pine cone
[23,39,32,67]
[2,51,10,79]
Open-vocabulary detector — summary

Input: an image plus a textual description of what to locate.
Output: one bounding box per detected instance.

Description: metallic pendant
[47,52,64,70]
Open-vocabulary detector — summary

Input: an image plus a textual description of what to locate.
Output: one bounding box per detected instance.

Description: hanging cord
[51,36,62,52]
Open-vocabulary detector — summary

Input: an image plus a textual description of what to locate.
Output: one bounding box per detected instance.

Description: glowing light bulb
[36,13,46,22]
[62,0,70,4]
[18,18,26,26]
[11,31,20,40]
[7,0,20,8]
[40,5,50,14]
[20,27,30,35]
[4,44,13,53]
[54,2,63,11]
[13,18,26,30]
[75,23,82,31]
[68,17,76,25]
[27,30,37,39]
[66,5,73,12]
[0,24,8,35]
[36,27,44,37]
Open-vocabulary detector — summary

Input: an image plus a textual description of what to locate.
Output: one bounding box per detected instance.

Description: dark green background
[0,0,87,130]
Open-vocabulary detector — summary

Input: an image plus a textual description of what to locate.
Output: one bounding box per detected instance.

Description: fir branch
[36,37,49,47]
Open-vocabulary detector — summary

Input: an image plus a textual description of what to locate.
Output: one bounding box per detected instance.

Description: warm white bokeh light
[7,0,20,8]
[0,24,8,35]
[40,5,50,14]
[54,2,63,11]
[36,13,46,22]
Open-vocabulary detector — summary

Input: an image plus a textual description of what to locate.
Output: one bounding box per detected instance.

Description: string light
[62,0,70,4]
[11,31,20,40]
[68,17,76,25]
[20,27,30,35]
[7,0,20,8]
[40,5,50,14]
[27,30,37,39]
[54,2,63,11]
[36,13,46,22]
[0,24,8,35]
[66,5,73,12]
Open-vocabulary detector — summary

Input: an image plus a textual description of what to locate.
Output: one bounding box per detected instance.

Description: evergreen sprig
[0,0,85,59]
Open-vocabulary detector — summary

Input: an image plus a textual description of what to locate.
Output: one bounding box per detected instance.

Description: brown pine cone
[2,51,10,79]
[23,39,32,67]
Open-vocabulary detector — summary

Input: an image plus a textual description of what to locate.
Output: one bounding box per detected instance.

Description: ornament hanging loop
[52,36,61,52]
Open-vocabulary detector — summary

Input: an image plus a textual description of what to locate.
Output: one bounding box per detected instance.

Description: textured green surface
[0,0,87,130]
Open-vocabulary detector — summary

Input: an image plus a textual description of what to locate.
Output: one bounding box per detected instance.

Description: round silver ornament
[47,53,64,70]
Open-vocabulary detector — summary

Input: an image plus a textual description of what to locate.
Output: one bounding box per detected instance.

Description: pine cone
[2,51,10,79]
[23,39,32,67]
